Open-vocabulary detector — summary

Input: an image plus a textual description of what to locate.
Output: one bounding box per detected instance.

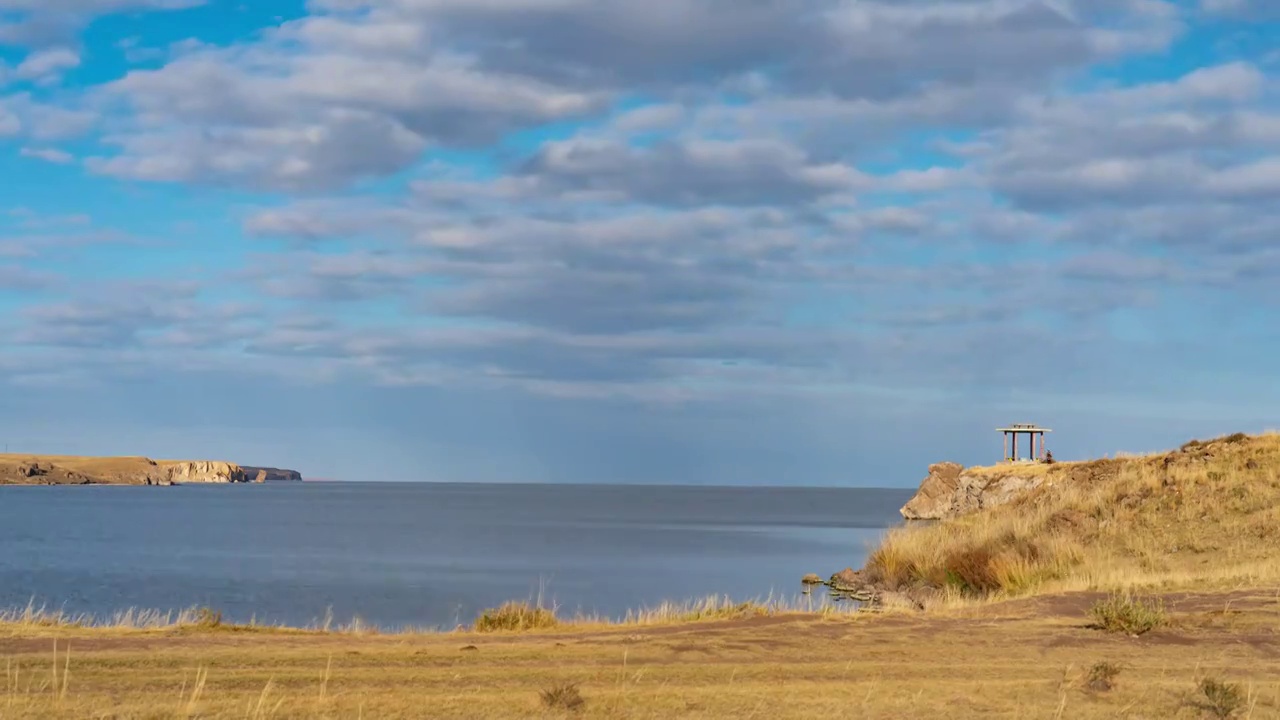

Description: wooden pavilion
[998,423,1052,463]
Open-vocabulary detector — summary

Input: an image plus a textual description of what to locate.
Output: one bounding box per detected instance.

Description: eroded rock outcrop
[161,461,246,484]
[899,462,1047,520]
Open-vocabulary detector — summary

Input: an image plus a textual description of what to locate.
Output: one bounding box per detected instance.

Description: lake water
[0,482,912,629]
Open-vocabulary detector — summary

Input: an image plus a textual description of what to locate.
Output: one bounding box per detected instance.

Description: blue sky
[1,0,1278,486]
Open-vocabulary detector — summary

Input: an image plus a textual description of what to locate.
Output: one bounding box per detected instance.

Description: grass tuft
[1192,677,1245,718]
[1084,661,1122,692]
[539,681,585,712]
[191,607,223,629]
[1087,592,1166,635]
[621,596,771,625]
[474,602,559,633]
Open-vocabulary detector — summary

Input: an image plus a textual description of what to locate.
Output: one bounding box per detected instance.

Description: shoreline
[1,592,862,635]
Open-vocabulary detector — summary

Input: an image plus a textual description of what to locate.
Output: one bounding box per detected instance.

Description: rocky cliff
[159,461,246,484]
[0,454,300,486]
[898,451,1146,520]
[899,462,1052,520]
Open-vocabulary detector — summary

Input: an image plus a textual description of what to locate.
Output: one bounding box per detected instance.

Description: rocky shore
[804,459,1071,608]
[0,454,304,486]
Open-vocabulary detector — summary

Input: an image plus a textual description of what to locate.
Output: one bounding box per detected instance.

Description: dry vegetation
[0,588,1278,718]
[0,432,1278,717]
[865,432,1280,602]
[1087,592,1167,635]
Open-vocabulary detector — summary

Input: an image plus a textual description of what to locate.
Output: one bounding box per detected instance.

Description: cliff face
[899,452,1140,520]
[900,462,1051,520]
[158,461,246,484]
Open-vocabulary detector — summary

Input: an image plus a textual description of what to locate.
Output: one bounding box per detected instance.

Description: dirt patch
[985,589,1278,621]
[1241,636,1280,659]
[0,635,199,654]
[558,613,816,644]
[664,642,717,655]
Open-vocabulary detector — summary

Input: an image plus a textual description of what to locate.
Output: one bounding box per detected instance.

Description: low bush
[193,607,223,629]
[540,682,585,712]
[1192,677,1244,718]
[1085,661,1121,692]
[474,602,558,632]
[1087,593,1166,635]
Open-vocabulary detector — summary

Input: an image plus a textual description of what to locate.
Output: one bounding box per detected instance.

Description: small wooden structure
[998,423,1051,462]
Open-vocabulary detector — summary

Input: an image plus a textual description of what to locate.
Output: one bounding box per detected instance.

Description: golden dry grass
[0,588,1278,718]
[473,602,560,632]
[0,594,855,640]
[866,432,1280,602]
[0,453,205,472]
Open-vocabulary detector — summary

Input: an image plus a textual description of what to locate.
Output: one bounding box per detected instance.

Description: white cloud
[88,23,604,189]
[1203,158,1280,198]
[0,93,96,140]
[1199,0,1278,17]
[70,0,1189,191]
[0,0,205,47]
[19,146,74,163]
[14,47,80,84]
[3,0,1278,426]
[0,105,19,136]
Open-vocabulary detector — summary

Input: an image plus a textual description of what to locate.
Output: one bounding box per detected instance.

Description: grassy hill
[864,431,1280,603]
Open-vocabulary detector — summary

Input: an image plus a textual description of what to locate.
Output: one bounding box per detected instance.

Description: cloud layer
[1,0,1277,481]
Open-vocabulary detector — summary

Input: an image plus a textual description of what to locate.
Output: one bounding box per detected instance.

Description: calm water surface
[0,483,911,628]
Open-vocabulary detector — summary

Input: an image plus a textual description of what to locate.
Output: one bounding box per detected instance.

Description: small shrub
[935,535,1074,596]
[1181,439,1205,452]
[194,607,223,629]
[540,682,585,712]
[1088,593,1166,635]
[943,545,1000,593]
[474,602,558,632]
[1192,677,1244,718]
[1085,661,1122,692]
[683,600,764,622]
[1221,432,1249,445]
[866,543,917,589]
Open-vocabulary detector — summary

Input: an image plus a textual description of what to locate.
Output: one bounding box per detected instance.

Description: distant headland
[0,453,303,486]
